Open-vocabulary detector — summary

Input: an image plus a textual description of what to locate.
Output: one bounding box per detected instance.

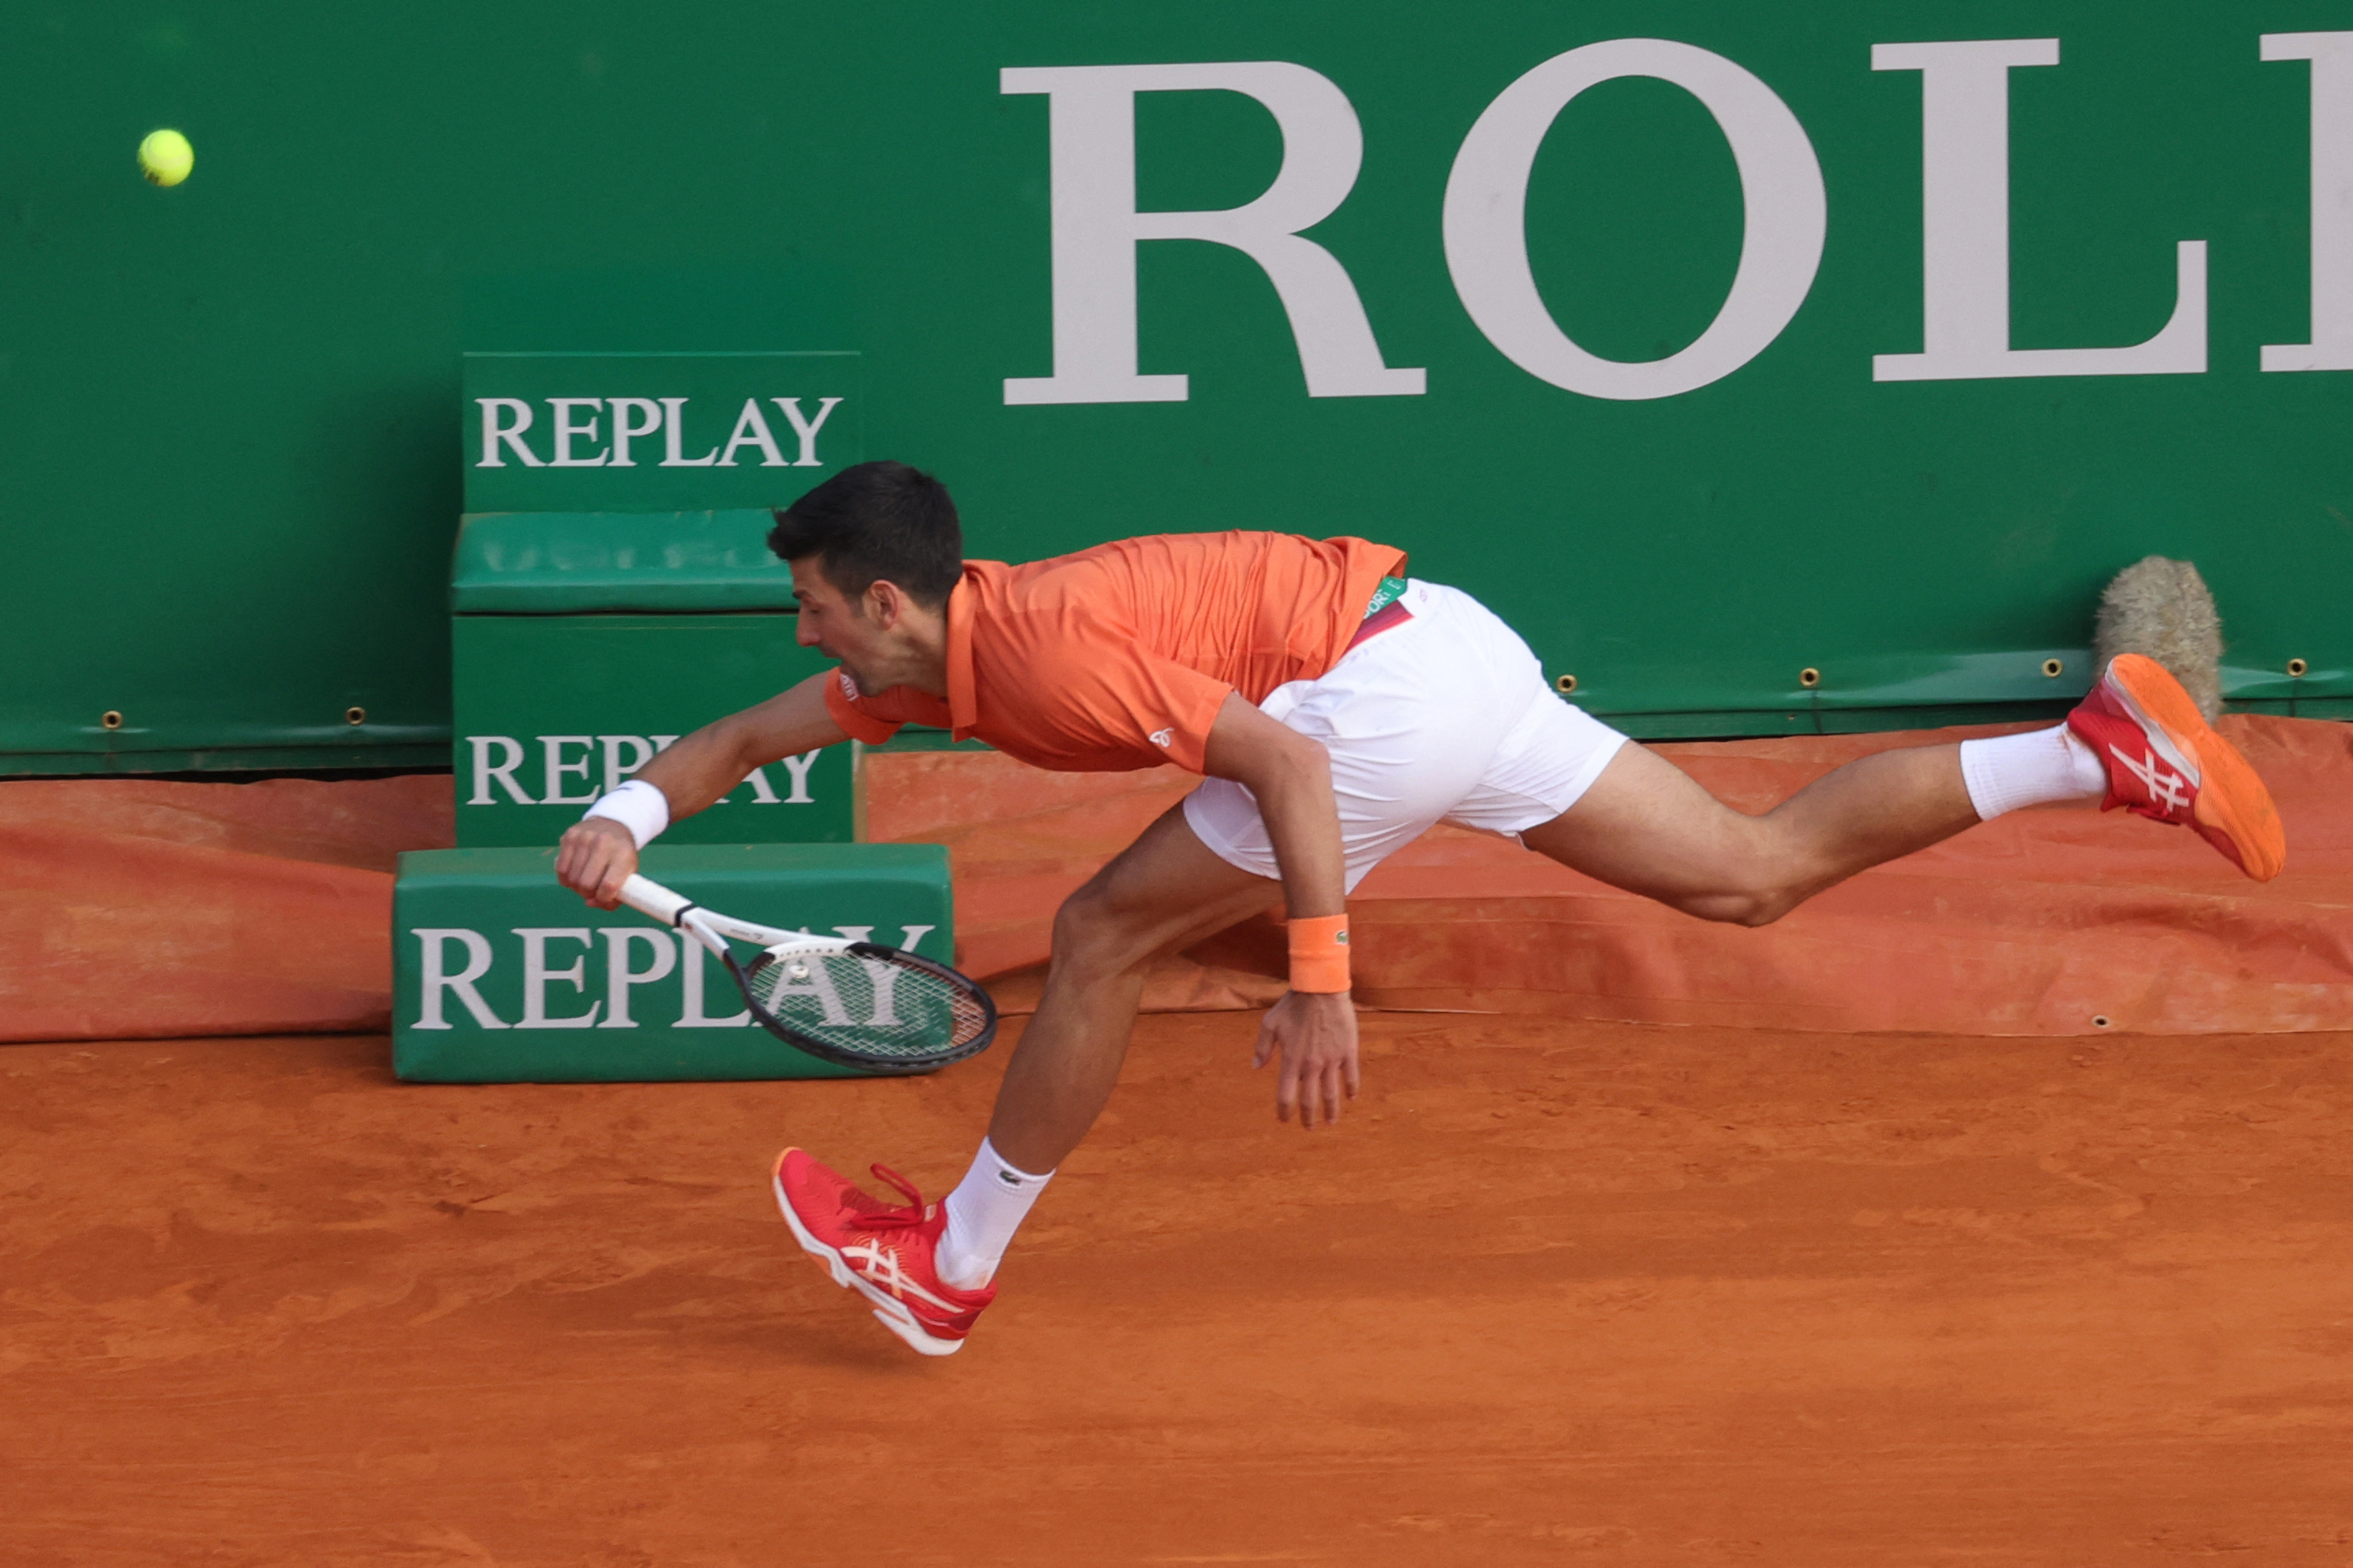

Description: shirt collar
[945,568,978,738]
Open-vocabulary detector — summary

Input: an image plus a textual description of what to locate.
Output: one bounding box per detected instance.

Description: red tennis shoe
[772,1148,994,1357]
[2067,654,2286,881]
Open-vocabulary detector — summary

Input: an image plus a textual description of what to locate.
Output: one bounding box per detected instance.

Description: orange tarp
[2,717,2346,1043]
[0,775,452,1042]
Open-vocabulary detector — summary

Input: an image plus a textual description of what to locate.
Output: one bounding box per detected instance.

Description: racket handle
[618,873,692,927]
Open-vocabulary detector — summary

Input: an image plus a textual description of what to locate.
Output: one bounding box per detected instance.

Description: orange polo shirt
[822,531,1407,774]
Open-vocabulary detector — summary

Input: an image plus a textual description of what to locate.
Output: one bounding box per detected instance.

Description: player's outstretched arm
[556,671,850,907]
[1200,692,1360,1129]
[633,670,850,812]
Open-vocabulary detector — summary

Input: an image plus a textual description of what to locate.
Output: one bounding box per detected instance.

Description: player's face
[790,556,891,689]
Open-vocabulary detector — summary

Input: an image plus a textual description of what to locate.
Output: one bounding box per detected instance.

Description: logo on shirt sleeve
[1148,727,1174,748]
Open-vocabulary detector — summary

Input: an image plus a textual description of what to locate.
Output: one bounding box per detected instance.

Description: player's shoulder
[1010,529,1320,572]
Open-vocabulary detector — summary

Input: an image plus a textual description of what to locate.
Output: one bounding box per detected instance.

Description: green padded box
[391,843,953,1083]
[450,509,855,849]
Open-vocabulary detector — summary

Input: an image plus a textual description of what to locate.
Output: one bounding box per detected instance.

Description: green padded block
[450,612,853,848]
[450,511,797,614]
[391,843,953,1084]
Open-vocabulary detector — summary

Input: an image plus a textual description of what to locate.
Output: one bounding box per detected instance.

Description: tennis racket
[618,872,997,1075]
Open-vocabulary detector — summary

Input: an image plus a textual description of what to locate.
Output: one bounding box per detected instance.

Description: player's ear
[865,577,903,628]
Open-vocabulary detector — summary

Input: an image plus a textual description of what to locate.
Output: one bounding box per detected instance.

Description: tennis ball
[138,129,193,187]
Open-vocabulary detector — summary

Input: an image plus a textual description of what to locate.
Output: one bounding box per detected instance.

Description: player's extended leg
[1519,740,1976,924]
[1523,652,2286,919]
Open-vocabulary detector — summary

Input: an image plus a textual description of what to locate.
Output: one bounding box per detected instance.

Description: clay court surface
[7,1012,2353,1567]
[6,721,2349,1562]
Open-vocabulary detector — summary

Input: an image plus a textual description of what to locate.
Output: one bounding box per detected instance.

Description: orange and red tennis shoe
[2067,653,2286,881]
[772,1147,994,1357]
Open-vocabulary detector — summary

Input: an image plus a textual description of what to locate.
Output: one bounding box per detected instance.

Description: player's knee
[1727,892,1797,927]
[1048,884,1155,979]
[1677,876,1801,927]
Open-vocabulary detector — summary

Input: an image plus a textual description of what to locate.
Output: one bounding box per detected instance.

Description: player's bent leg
[771,804,1278,1354]
[986,800,1283,1174]
[1517,738,1980,926]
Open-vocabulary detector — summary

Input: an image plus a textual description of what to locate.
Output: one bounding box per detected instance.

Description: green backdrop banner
[3,2,2347,775]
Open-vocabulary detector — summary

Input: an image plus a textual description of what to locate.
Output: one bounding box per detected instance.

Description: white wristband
[582,779,670,849]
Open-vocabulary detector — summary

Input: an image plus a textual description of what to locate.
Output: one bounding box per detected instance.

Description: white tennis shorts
[1184,580,1629,892]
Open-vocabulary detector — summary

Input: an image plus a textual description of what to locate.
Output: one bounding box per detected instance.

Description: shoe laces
[855,1163,929,1231]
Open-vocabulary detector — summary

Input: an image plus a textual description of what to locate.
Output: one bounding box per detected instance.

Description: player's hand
[1252,989,1360,1129]
[555,817,638,909]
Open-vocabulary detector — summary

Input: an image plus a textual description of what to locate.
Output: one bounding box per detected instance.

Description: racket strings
[743,948,991,1061]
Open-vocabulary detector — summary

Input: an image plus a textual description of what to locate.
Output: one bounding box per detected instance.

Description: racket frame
[617,872,996,1075]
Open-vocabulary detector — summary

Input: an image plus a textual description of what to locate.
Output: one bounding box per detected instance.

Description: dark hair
[768,460,962,608]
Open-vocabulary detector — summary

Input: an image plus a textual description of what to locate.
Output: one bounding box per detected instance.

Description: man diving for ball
[556,460,2285,1356]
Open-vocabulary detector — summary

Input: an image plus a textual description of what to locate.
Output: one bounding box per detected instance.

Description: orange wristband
[1286,914,1351,993]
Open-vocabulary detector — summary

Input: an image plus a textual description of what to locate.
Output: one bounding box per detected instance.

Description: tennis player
[554,460,2285,1356]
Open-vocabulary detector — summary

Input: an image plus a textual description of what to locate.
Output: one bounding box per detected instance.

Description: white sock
[1958,724,2107,821]
[937,1138,1053,1290]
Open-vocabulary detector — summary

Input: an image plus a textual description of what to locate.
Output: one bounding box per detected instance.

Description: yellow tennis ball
[139,129,193,187]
